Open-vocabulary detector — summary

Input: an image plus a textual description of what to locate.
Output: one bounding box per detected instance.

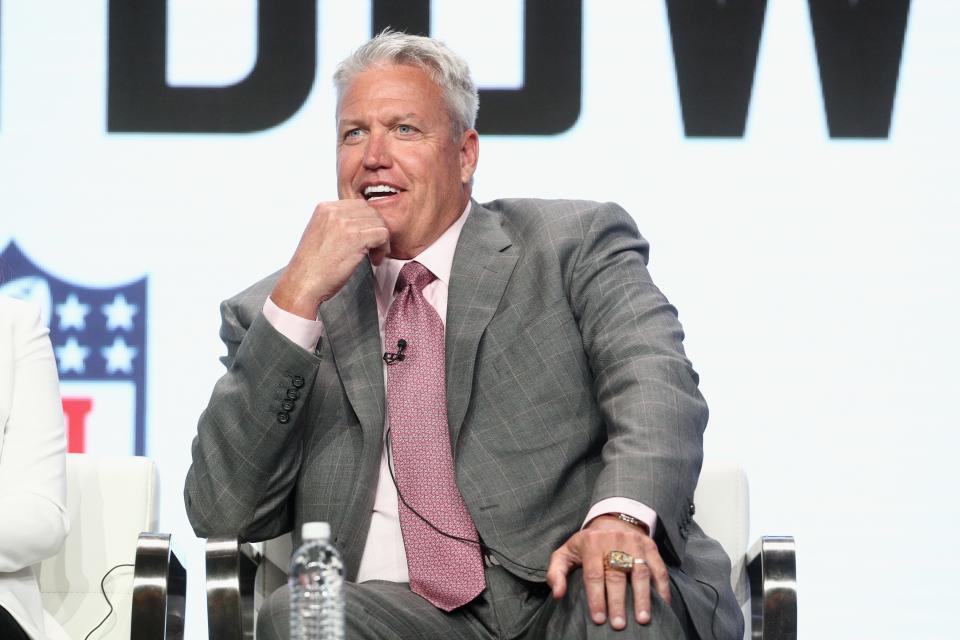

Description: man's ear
[459,129,479,184]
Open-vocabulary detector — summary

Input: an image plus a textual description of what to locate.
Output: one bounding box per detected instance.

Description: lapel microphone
[383,338,407,365]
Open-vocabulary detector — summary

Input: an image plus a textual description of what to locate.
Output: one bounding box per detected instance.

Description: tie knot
[396,261,436,292]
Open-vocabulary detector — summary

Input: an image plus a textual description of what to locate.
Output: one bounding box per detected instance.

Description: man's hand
[271,200,390,319]
[546,515,670,630]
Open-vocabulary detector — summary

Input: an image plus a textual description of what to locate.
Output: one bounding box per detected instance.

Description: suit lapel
[318,261,385,441]
[446,201,518,447]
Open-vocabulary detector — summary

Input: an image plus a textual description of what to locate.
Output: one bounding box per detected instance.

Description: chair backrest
[258,462,751,601]
[693,460,750,605]
[39,454,159,639]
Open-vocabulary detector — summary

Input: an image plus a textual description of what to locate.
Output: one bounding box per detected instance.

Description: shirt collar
[373,201,472,297]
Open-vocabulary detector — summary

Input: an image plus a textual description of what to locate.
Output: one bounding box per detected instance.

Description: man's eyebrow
[337,117,364,129]
[373,112,423,127]
[338,112,422,129]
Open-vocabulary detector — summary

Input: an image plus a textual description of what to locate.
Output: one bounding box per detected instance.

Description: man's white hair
[333,30,479,137]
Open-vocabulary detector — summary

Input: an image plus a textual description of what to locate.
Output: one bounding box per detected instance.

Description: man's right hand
[271,200,390,319]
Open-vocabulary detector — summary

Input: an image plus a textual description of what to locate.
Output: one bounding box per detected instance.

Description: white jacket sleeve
[0,300,69,572]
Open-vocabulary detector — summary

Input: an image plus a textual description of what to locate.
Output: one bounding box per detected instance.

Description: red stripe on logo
[61,397,93,453]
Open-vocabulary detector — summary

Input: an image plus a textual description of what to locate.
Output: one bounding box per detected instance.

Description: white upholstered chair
[38,454,186,639]
[695,461,797,640]
[205,461,796,640]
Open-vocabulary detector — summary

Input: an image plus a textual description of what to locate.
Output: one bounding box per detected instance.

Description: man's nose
[362,132,391,170]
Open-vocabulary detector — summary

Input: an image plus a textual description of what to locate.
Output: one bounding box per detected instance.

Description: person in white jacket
[0,295,69,639]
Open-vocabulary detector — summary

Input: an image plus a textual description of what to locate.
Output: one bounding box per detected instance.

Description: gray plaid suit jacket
[185,199,743,639]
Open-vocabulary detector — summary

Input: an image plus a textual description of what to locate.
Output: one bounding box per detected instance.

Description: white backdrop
[2,1,958,638]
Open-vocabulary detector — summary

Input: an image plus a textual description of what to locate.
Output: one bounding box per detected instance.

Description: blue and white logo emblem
[1,241,148,455]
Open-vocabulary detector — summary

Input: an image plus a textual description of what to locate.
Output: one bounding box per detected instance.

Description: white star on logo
[102,293,138,331]
[102,336,138,374]
[55,336,91,374]
[56,293,91,331]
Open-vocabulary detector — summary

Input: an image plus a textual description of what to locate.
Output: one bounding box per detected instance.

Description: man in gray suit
[185,32,742,639]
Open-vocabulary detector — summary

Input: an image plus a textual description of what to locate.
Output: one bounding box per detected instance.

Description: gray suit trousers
[256,566,697,640]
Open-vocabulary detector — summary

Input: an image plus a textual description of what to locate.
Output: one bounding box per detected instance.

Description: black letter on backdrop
[372,0,431,37]
[108,0,316,133]
[373,0,582,135]
[808,0,910,138]
[666,0,767,138]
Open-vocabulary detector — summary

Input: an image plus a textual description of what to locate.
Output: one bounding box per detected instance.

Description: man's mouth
[363,184,402,201]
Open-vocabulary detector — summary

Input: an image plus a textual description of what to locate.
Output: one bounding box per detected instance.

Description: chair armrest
[132,532,187,640]
[747,536,797,640]
[206,537,263,640]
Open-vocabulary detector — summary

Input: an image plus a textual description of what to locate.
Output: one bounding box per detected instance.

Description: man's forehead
[340,64,441,101]
[336,65,447,122]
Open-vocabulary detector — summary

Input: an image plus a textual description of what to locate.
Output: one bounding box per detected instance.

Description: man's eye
[344,129,362,140]
[396,124,415,135]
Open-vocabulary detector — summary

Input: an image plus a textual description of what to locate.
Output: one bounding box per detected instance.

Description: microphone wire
[84,563,135,640]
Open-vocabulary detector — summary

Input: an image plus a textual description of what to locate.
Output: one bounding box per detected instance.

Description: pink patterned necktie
[384,260,486,611]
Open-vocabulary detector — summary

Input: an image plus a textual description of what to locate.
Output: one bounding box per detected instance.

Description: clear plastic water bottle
[289,522,345,639]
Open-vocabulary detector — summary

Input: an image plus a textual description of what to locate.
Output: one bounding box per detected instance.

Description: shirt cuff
[262,297,323,352]
[583,498,658,537]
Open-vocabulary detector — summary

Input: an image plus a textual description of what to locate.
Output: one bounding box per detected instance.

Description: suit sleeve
[183,292,323,541]
[0,303,69,572]
[570,203,706,563]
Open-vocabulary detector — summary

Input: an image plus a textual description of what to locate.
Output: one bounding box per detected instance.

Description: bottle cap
[301,521,330,541]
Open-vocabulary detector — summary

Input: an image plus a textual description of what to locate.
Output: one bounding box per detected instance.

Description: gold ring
[604,550,634,572]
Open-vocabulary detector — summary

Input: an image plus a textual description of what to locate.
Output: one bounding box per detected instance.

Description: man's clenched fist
[271,200,390,319]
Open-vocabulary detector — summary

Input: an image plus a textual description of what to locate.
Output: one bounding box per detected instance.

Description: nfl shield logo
[1,241,148,455]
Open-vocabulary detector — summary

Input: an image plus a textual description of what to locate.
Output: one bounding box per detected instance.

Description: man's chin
[384,228,422,260]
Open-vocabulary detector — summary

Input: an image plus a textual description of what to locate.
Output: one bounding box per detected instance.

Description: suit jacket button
[292,375,305,388]
[286,388,300,400]
[281,399,295,411]
[277,411,290,424]
[689,503,696,516]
